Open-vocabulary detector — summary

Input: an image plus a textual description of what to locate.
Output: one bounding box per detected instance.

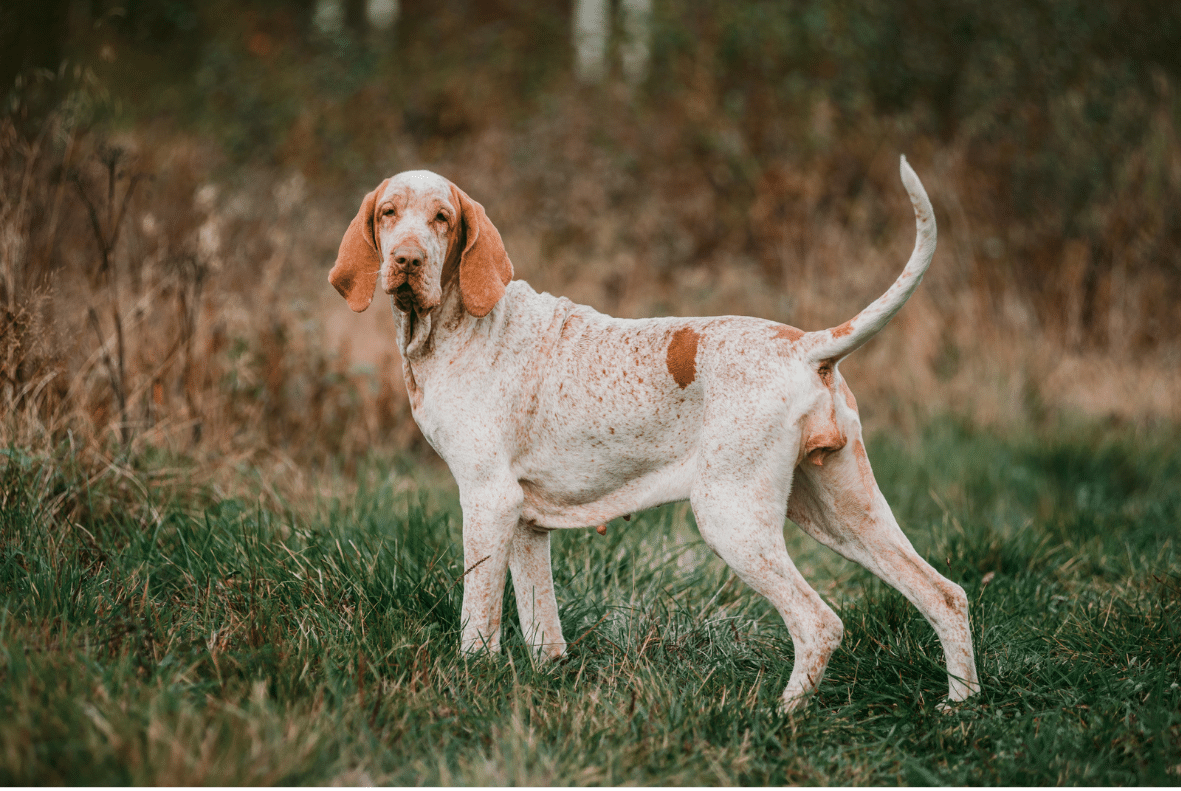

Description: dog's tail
[800,156,936,365]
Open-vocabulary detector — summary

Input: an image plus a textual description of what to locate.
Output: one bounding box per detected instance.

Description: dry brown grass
[3,78,1179,486]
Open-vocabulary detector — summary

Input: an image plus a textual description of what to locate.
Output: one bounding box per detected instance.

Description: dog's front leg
[458,482,524,655]
[509,520,567,662]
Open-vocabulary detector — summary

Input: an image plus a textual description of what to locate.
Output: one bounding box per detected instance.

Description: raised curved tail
[801,156,937,364]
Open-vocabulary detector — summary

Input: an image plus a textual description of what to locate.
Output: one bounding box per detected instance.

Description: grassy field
[1,418,1179,785]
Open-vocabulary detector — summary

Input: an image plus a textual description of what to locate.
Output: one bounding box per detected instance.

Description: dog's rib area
[491,298,825,529]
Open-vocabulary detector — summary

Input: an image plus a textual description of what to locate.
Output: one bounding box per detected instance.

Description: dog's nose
[393,246,424,270]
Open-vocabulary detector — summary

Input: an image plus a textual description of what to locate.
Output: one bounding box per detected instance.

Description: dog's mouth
[390,276,438,315]
[394,282,416,313]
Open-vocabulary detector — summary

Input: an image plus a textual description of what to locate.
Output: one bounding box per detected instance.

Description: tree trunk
[573,0,609,84]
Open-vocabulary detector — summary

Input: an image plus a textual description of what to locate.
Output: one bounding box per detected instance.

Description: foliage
[3,1,1180,463]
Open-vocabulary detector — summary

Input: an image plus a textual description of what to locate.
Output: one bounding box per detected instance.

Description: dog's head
[328,170,513,317]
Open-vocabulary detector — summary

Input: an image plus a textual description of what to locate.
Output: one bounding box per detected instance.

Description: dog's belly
[518,455,696,528]
[513,395,703,528]
[514,433,700,528]
[513,323,706,528]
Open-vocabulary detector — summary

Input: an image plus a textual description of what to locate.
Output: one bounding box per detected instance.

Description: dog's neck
[392,278,478,414]
[394,237,465,361]
[394,281,583,464]
[398,281,481,360]
[393,300,434,360]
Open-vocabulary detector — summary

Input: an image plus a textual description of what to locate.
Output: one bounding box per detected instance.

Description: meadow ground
[1,417,1179,785]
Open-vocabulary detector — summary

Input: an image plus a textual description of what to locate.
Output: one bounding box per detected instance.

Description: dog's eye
[382,206,395,217]
[436,212,448,224]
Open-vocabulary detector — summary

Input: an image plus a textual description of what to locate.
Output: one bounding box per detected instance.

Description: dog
[328,157,981,711]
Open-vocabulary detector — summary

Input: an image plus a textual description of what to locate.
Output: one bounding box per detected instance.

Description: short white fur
[331,157,981,712]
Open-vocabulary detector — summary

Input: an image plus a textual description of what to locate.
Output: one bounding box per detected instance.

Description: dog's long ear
[453,185,513,318]
[329,179,388,312]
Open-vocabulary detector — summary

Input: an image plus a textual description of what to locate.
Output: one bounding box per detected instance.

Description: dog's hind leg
[691,476,844,712]
[509,520,567,662]
[787,440,981,704]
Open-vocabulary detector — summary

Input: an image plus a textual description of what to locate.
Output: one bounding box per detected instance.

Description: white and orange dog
[329,157,980,711]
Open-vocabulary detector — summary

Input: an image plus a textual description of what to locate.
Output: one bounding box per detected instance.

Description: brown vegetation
[3,2,1180,479]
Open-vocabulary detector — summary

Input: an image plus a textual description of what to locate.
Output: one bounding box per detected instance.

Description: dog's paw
[778,691,816,716]
[534,643,568,665]
[936,696,982,715]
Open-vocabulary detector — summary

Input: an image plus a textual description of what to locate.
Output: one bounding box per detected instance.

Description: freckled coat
[328,160,981,713]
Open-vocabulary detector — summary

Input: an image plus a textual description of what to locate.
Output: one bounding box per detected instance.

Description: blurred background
[3,0,1180,470]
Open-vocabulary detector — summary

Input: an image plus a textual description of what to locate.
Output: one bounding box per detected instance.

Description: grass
[1,418,1179,785]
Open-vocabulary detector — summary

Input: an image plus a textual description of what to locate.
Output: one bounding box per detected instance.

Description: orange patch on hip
[666,327,700,389]
[774,324,804,342]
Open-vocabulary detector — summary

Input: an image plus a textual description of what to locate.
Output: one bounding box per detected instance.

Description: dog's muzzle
[384,244,433,312]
